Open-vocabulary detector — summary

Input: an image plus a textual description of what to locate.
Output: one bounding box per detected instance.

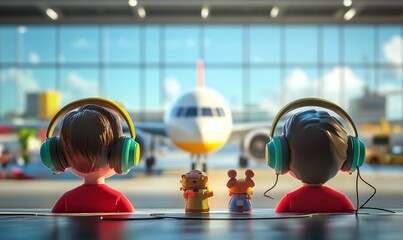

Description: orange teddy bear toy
[180,170,214,213]
[226,169,255,213]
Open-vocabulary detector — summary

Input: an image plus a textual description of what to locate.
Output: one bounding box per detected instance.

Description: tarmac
[1,146,403,210]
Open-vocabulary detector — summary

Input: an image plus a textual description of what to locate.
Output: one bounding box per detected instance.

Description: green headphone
[266,98,365,175]
[40,97,140,175]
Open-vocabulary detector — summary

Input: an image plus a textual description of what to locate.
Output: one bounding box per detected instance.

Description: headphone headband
[269,98,358,138]
[46,97,136,139]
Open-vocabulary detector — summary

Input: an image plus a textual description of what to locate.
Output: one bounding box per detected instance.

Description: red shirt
[275,185,355,213]
[52,184,134,213]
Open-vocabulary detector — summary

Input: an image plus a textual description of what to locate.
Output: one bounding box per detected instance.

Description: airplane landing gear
[239,156,248,168]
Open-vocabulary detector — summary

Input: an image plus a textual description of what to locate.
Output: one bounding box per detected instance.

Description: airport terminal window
[250,68,282,114]
[206,68,243,109]
[286,26,318,64]
[323,26,340,64]
[165,26,199,64]
[145,26,160,64]
[60,68,100,103]
[104,26,140,64]
[249,26,281,63]
[0,24,403,123]
[0,27,17,63]
[204,26,243,64]
[60,26,100,64]
[201,107,213,117]
[105,68,141,110]
[21,26,56,64]
[185,107,198,117]
[345,26,375,64]
[378,26,402,65]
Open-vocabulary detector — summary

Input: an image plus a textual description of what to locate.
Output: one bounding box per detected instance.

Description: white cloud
[29,52,40,64]
[0,68,40,113]
[72,37,89,48]
[186,38,197,48]
[62,72,98,104]
[383,35,402,66]
[259,66,365,116]
[163,78,181,110]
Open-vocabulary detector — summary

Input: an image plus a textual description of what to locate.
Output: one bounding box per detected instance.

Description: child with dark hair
[51,104,134,213]
[275,109,355,213]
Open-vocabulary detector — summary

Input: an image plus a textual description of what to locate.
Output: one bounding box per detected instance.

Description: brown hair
[59,104,123,173]
[284,109,348,184]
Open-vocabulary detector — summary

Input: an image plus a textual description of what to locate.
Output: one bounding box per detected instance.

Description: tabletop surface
[1,209,403,240]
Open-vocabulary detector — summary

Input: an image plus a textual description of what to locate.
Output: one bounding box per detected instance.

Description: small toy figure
[40,98,140,213]
[180,170,213,213]
[226,169,255,213]
[266,98,365,213]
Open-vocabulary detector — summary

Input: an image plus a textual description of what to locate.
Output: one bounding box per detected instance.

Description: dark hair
[284,109,348,184]
[59,105,123,173]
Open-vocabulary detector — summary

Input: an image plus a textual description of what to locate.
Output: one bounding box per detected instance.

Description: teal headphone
[266,98,365,175]
[40,97,140,175]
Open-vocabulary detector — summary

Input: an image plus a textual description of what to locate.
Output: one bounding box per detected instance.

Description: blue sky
[0,25,402,120]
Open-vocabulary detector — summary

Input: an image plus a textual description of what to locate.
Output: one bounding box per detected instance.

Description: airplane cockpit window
[201,108,213,117]
[216,107,225,117]
[175,107,184,117]
[185,107,198,117]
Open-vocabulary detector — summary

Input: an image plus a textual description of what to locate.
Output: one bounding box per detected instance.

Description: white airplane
[136,61,271,172]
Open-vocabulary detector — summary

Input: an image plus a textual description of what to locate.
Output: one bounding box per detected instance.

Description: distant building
[349,88,386,123]
[25,91,60,120]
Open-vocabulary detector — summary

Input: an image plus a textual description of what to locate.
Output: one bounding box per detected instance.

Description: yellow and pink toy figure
[226,169,255,213]
[180,170,213,213]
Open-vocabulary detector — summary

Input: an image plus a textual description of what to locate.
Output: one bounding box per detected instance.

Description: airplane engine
[241,129,270,164]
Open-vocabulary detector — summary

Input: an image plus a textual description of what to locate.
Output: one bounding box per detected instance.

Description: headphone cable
[263,173,279,199]
[355,167,395,214]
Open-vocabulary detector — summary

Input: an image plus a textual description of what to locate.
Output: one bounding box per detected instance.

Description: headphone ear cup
[40,136,68,174]
[342,136,366,173]
[109,137,140,175]
[266,136,290,175]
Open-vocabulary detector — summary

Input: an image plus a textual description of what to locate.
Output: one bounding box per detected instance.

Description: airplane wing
[135,122,167,136]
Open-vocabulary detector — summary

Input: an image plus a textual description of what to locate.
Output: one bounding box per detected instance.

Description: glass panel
[165,26,199,63]
[205,67,243,109]
[105,68,140,112]
[285,26,318,64]
[380,67,403,121]
[163,67,197,110]
[204,26,242,63]
[145,67,160,111]
[250,68,281,118]
[104,26,140,64]
[22,26,56,64]
[284,67,318,103]
[145,26,160,63]
[0,26,17,63]
[323,26,340,64]
[344,26,375,64]
[60,68,99,104]
[379,26,402,65]
[321,66,365,109]
[249,26,281,63]
[60,26,100,64]
[0,68,56,117]
[216,107,225,116]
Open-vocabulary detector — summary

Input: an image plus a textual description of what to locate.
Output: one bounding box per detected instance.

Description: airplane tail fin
[197,59,204,87]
